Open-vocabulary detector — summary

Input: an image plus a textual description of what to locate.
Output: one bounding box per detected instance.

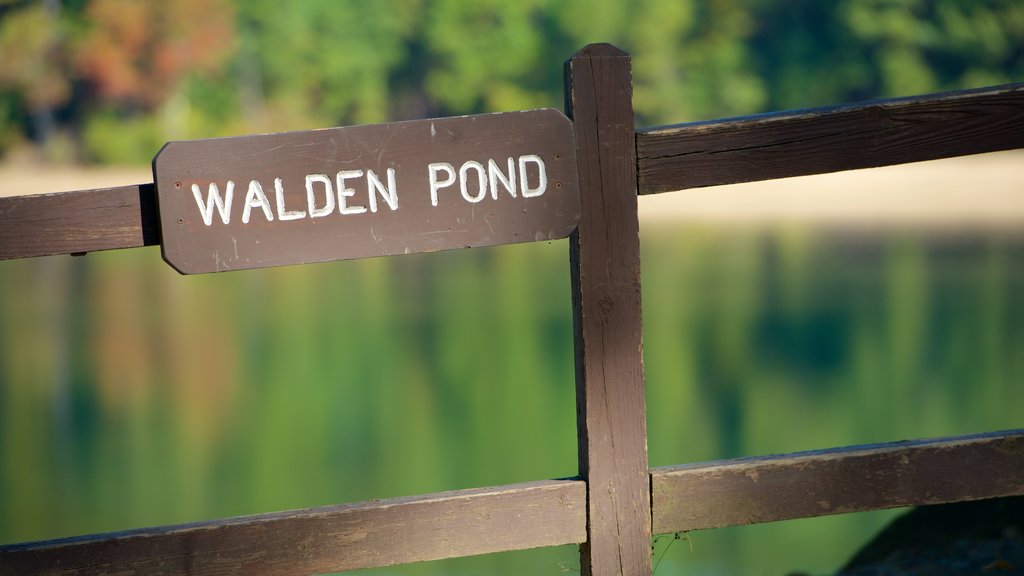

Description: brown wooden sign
[153,109,580,274]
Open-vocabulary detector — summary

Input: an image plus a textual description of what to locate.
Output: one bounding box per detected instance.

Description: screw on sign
[153,109,581,274]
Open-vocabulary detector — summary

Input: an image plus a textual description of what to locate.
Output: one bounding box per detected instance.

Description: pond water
[0,225,1021,575]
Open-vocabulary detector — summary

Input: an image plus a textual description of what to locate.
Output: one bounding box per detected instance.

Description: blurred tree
[0,0,70,154]
[73,0,235,160]
[747,0,877,110]
[0,0,1021,163]
[841,0,1024,97]
[74,0,234,109]
[628,0,766,124]
[421,0,552,114]
[237,0,422,128]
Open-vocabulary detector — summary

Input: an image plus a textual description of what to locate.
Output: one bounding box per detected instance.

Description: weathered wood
[0,184,159,260]
[637,82,1024,194]
[565,43,652,575]
[154,109,580,274]
[3,83,1021,262]
[0,479,586,576]
[651,430,1024,535]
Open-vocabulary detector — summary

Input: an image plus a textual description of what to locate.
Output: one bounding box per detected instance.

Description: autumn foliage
[0,0,1020,162]
[74,0,235,108]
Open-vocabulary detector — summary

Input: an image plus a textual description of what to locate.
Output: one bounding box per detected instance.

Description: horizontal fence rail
[0,184,159,260]
[3,83,1022,263]
[0,479,586,576]
[651,430,1024,535]
[636,82,1024,194]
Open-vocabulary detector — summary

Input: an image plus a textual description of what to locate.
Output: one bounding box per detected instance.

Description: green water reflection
[1,226,1021,575]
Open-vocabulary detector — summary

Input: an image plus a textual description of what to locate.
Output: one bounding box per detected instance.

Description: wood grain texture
[651,430,1024,534]
[637,82,1024,194]
[0,479,586,576]
[0,184,159,260]
[565,43,652,576]
[154,110,580,274]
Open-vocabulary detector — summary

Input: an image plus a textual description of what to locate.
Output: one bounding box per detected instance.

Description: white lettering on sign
[242,180,274,224]
[367,169,399,212]
[189,155,549,226]
[337,170,368,215]
[488,157,516,199]
[305,174,335,218]
[275,177,306,221]
[428,155,548,207]
[428,163,455,207]
[192,182,234,226]
[519,155,547,198]
[459,161,487,204]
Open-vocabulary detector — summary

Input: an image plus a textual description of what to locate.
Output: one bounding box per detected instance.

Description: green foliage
[632,0,766,122]
[81,110,163,164]
[843,0,1024,96]
[238,0,423,127]
[423,0,552,113]
[0,0,1020,161]
[0,92,22,154]
[0,3,69,107]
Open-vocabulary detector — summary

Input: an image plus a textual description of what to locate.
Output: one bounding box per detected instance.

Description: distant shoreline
[638,149,1024,231]
[2,149,1021,231]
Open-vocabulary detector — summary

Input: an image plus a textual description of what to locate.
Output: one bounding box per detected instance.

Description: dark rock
[837,496,1024,575]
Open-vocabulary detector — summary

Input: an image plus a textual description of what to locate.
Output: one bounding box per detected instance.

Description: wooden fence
[1,43,1022,576]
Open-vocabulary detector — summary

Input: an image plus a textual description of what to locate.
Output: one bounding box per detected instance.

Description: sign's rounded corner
[159,251,189,276]
[541,107,574,127]
[151,141,179,166]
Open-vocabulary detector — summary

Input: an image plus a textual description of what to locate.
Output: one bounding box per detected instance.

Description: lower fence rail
[651,429,1024,534]
[6,432,1020,575]
[0,479,587,576]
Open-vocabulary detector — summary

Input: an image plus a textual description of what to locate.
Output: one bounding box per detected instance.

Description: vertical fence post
[565,44,652,576]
